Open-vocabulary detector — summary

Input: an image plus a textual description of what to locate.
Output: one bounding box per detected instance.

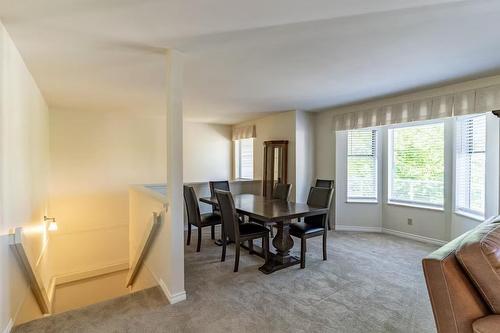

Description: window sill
[455,210,484,222]
[387,201,444,212]
[346,199,378,204]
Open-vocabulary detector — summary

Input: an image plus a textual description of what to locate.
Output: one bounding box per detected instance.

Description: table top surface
[200,194,328,222]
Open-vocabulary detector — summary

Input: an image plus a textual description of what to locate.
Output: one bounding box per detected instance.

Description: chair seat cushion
[200,213,221,226]
[456,217,500,314]
[239,222,269,237]
[290,221,324,236]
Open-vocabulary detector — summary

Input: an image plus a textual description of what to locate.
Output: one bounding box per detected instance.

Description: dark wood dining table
[199,194,329,274]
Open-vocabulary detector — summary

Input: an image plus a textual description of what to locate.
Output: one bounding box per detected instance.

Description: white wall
[0,21,50,329]
[295,111,315,203]
[183,122,232,183]
[332,115,500,243]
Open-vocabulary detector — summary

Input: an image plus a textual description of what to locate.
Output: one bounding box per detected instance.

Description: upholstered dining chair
[184,185,221,252]
[215,189,270,272]
[290,186,334,269]
[252,183,292,237]
[208,180,230,236]
[315,179,335,230]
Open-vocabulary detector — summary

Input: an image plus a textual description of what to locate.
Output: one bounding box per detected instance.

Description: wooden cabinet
[262,140,288,198]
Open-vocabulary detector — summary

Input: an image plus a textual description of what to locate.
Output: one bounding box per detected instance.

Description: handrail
[126,211,163,287]
[9,227,52,314]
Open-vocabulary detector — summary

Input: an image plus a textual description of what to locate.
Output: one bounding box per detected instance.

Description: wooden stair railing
[10,227,52,314]
[126,211,163,287]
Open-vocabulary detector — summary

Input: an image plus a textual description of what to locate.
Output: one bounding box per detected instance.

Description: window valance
[333,84,500,131]
[232,125,256,141]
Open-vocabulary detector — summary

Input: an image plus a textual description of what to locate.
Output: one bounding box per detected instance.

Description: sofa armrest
[472,315,500,333]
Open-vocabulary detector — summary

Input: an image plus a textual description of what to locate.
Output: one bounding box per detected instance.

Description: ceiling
[1,0,500,124]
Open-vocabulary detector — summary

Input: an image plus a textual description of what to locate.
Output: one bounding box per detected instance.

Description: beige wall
[0,21,50,329]
[48,109,167,278]
[235,111,297,198]
[183,122,232,183]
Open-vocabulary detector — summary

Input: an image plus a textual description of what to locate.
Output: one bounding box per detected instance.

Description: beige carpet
[14,229,438,333]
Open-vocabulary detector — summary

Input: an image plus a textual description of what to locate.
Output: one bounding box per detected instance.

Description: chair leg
[300,237,306,269]
[323,231,327,261]
[211,225,215,240]
[196,227,202,252]
[269,225,274,237]
[187,223,191,245]
[327,216,332,231]
[263,236,269,263]
[248,240,254,254]
[234,243,240,272]
[221,238,226,262]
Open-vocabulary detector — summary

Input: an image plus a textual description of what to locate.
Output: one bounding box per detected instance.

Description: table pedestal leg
[259,219,300,274]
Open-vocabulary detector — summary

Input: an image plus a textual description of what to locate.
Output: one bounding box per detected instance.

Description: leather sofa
[422,215,500,333]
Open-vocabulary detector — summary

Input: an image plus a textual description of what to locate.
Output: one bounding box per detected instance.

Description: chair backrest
[315,179,334,189]
[183,186,201,226]
[209,181,230,197]
[214,189,239,242]
[272,183,292,201]
[305,186,334,226]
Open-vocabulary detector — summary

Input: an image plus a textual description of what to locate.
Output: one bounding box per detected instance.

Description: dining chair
[252,183,292,237]
[208,180,231,235]
[315,179,335,230]
[215,189,270,272]
[184,185,221,252]
[290,186,334,269]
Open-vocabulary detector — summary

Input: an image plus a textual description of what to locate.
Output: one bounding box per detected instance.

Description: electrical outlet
[407,218,413,226]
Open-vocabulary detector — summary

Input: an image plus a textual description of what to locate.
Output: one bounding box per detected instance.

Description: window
[347,129,378,202]
[235,138,253,179]
[456,114,486,218]
[389,122,444,208]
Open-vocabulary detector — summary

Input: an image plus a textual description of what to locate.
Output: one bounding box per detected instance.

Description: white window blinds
[456,114,486,217]
[235,138,253,179]
[389,123,445,208]
[347,130,377,201]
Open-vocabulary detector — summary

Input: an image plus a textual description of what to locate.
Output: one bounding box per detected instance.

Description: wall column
[164,49,186,303]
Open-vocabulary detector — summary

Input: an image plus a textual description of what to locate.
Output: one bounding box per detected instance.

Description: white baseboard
[382,228,447,246]
[335,225,447,246]
[158,278,187,304]
[2,319,13,333]
[144,265,186,304]
[55,260,129,286]
[335,225,383,232]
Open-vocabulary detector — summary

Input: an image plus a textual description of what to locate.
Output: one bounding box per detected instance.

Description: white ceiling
[1,0,500,123]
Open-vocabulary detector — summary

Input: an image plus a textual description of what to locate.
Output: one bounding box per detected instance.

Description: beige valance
[333,84,500,131]
[232,125,256,141]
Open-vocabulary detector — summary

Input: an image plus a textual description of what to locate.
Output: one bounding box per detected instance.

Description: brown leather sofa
[422,215,500,333]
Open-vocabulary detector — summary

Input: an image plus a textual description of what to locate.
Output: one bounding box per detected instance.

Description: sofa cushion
[456,218,500,314]
[472,315,500,333]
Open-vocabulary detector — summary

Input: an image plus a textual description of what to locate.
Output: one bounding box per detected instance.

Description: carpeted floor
[14,229,438,333]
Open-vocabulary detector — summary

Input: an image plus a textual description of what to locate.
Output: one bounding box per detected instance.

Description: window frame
[346,129,379,204]
[387,120,446,210]
[454,114,486,220]
[234,138,254,180]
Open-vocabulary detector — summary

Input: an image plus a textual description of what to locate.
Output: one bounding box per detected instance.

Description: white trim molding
[382,228,447,246]
[144,265,186,304]
[335,225,448,246]
[2,319,13,333]
[158,279,187,304]
[335,225,383,232]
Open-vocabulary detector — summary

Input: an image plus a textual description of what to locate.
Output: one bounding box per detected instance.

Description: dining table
[199,193,329,274]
